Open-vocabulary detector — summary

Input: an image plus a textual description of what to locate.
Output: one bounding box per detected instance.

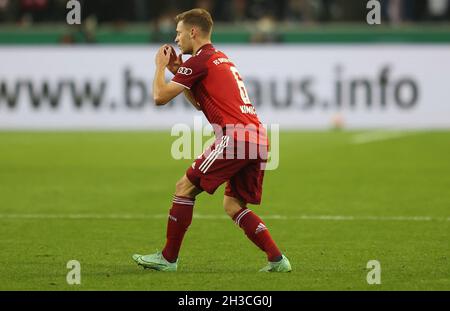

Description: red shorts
[186,136,268,205]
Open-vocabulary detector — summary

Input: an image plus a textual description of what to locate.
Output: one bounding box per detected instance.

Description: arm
[167,53,201,111]
[153,45,184,105]
[153,66,184,105]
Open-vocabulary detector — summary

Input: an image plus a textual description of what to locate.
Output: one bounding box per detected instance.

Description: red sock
[162,195,194,262]
[232,208,282,262]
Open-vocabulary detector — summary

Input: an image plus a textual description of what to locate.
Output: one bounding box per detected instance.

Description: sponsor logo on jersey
[177,67,193,75]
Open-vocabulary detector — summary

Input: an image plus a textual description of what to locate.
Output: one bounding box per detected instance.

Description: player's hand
[167,53,183,75]
[155,45,172,69]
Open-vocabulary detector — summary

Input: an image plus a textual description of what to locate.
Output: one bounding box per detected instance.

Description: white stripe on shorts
[201,136,230,173]
[198,136,226,172]
[199,136,229,173]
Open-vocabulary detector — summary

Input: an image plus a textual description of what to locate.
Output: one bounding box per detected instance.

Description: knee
[223,204,234,218]
[175,175,200,198]
[223,196,245,218]
[175,177,186,194]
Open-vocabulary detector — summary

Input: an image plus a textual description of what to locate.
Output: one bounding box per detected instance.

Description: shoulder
[184,47,217,66]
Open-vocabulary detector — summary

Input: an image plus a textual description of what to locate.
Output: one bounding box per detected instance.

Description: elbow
[154,97,165,106]
[153,93,167,106]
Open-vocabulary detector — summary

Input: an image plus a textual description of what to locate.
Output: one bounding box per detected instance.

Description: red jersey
[172,44,267,145]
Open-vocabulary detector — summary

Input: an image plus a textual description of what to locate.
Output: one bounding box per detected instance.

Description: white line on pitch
[351,131,417,144]
[0,213,447,222]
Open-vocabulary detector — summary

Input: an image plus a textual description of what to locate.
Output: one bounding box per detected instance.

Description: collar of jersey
[195,43,214,56]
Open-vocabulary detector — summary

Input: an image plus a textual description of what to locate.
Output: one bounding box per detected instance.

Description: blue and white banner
[0,45,449,129]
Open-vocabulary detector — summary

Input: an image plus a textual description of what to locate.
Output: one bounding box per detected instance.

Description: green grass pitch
[0,130,449,290]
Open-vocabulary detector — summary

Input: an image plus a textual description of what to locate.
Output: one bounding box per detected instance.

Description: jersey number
[230,66,251,105]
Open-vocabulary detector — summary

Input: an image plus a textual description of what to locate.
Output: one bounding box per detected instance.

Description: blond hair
[175,8,213,35]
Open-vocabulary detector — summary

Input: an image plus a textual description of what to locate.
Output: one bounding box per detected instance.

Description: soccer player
[132,8,291,272]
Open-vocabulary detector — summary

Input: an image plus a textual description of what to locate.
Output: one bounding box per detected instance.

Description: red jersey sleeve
[171,55,208,89]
